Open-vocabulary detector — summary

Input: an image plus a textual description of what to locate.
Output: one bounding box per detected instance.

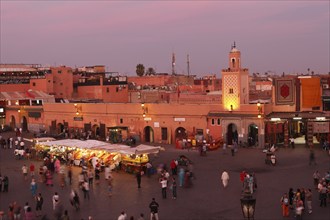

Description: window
[32,82,36,86]
[196,129,203,135]
[116,87,119,92]
[229,88,234,94]
[217,118,221,125]
[58,70,62,74]
[120,118,123,124]
[106,88,110,93]
[60,82,63,86]
[31,100,42,106]
[211,118,215,125]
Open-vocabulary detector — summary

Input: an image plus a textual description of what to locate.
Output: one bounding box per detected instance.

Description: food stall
[34,140,161,173]
[117,144,161,173]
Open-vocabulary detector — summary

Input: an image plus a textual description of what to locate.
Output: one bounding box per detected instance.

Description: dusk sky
[0,1,329,76]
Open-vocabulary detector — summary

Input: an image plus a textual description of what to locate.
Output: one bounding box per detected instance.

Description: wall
[51,66,73,99]
[0,84,30,92]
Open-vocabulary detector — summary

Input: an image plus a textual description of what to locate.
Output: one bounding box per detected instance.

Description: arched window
[231,58,235,68]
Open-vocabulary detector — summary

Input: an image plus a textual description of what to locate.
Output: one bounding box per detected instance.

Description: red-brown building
[1,45,329,148]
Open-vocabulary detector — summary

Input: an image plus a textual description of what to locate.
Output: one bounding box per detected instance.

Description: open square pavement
[0,131,329,220]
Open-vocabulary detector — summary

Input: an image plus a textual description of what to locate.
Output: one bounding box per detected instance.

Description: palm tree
[136,64,145,77]
[146,67,156,76]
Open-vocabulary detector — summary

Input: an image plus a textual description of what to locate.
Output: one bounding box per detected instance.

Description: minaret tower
[222,42,249,111]
[172,53,176,75]
[229,42,241,71]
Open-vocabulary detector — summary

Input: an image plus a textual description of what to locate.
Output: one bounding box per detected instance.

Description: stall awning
[117,144,161,155]
[37,139,160,155]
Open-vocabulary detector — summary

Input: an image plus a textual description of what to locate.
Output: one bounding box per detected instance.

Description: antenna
[231,41,236,50]
[172,53,176,75]
[187,54,190,77]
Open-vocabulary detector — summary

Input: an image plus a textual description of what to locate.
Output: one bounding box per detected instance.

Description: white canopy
[37,139,160,155]
[117,144,161,155]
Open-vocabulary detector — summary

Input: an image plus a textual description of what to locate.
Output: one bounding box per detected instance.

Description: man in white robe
[221,171,229,188]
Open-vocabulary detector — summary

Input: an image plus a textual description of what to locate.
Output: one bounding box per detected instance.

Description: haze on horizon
[0,1,329,76]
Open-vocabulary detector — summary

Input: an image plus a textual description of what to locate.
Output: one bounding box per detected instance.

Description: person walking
[87,168,93,186]
[137,213,145,220]
[35,193,43,217]
[29,163,35,178]
[239,171,246,188]
[136,170,142,188]
[171,177,177,199]
[52,192,60,210]
[22,164,28,181]
[221,171,229,188]
[230,144,235,156]
[319,182,328,207]
[117,211,127,220]
[313,171,321,189]
[178,168,185,187]
[82,181,90,200]
[69,189,80,211]
[30,178,38,197]
[295,200,304,220]
[305,188,312,214]
[61,210,70,220]
[104,165,111,180]
[3,176,9,192]
[13,202,22,220]
[170,159,177,175]
[288,188,294,209]
[290,137,295,148]
[149,198,159,220]
[160,177,167,199]
[309,150,316,165]
[280,193,290,217]
[67,166,73,185]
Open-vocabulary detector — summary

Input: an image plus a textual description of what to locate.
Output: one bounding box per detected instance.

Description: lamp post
[257,102,262,118]
[74,103,82,116]
[141,103,148,118]
[240,191,256,220]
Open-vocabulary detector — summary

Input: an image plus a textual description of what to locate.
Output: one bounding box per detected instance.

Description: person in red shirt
[240,170,246,187]
[170,159,177,175]
[30,163,35,178]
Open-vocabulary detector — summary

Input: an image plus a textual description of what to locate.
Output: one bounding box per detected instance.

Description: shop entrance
[57,123,64,134]
[266,122,284,145]
[144,126,154,143]
[227,123,238,145]
[92,124,100,138]
[289,120,307,145]
[248,124,258,146]
[175,127,187,140]
[22,116,28,132]
[10,115,16,129]
[108,127,128,143]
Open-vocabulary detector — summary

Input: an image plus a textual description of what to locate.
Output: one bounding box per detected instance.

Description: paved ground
[0,131,329,220]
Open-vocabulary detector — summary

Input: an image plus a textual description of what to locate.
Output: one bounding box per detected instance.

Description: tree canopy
[136,64,145,77]
[146,67,156,76]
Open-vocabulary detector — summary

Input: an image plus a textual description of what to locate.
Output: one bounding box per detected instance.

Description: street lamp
[141,103,148,118]
[257,102,262,118]
[240,191,256,220]
[74,104,82,116]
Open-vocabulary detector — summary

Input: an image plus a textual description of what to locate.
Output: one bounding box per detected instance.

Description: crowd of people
[280,170,330,219]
